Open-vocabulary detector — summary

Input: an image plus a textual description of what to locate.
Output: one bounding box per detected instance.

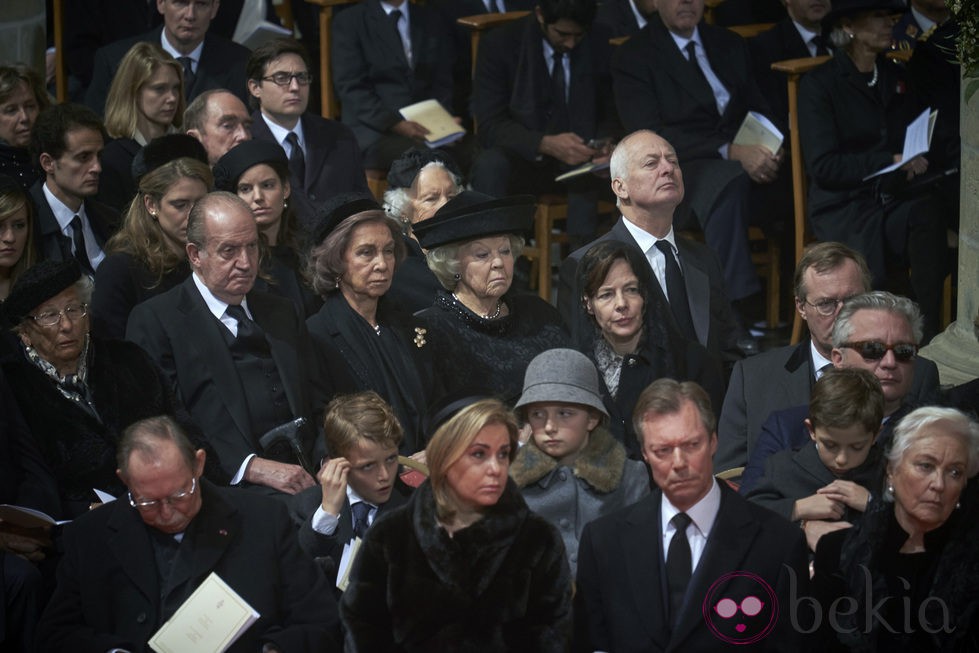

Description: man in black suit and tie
[28,103,118,274]
[611,0,791,305]
[331,0,457,170]
[35,415,338,652]
[749,0,831,126]
[594,0,657,38]
[574,378,809,652]
[291,392,411,586]
[127,192,338,495]
[717,243,941,472]
[558,129,745,372]
[246,38,369,230]
[469,0,617,242]
[85,0,251,116]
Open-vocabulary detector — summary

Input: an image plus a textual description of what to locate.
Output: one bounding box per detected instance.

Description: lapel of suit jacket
[623,493,672,649]
[176,278,256,444]
[783,340,816,396]
[780,20,811,59]
[164,482,238,604]
[675,239,710,346]
[698,25,735,93]
[369,0,411,70]
[670,483,760,647]
[651,19,718,116]
[248,291,304,418]
[107,502,160,606]
[29,182,73,263]
[299,114,322,190]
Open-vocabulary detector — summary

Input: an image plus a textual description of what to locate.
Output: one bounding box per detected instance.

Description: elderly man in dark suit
[331,0,457,170]
[28,103,118,274]
[749,0,832,125]
[35,415,338,653]
[85,0,251,116]
[558,129,745,372]
[717,242,940,472]
[246,37,369,231]
[469,0,616,242]
[126,192,340,495]
[611,0,791,305]
[574,378,809,652]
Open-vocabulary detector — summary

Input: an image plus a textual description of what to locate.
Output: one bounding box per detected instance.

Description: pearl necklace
[453,293,502,320]
[866,63,878,87]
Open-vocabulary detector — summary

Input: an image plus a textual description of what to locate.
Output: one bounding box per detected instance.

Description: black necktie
[69,215,93,274]
[225,304,263,344]
[285,132,305,189]
[654,240,695,337]
[550,51,570,133]
[390,9,407,62]
[667,512,693,625]
[684,42,715,102]
[811,34,830,56]
[351,501,372,539]
[178,56,196,97]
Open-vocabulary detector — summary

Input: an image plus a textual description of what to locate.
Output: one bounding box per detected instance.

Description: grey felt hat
[514,348,609,417]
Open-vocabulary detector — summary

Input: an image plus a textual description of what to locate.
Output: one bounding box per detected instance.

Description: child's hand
[792,493,845,521]
[818,480,870,512]
[318,457,351,517]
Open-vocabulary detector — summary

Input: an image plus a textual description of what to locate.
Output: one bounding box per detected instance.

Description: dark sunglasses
[841,340,918,362]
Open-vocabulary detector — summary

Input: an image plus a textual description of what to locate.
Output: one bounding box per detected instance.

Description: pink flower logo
[702,571,778,645]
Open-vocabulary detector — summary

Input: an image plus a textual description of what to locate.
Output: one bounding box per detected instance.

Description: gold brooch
[413,327,427,348]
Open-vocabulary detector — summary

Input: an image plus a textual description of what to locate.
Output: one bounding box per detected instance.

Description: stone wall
[0,0,46,71]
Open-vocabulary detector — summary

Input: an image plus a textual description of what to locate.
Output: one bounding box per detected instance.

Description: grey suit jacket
[716,340,942,472]
[558,216,742,366]
[126,277,328,478]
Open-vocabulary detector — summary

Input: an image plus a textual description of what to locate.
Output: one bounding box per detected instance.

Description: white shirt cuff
[231,454,257,485]
[312,505,340,536]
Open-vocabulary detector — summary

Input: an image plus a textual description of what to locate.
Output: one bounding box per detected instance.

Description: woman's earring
[956,501,961,510]
[453,273,461,281]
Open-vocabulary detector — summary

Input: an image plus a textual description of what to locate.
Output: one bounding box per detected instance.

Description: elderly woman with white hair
[383,147,463,313]
[812,406,979,651]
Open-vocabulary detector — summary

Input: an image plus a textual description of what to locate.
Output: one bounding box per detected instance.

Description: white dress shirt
[622,218,680,302]
[312,486,377,536]
[41,183,105,271]
[380,1,413,66]
[660,478,722,571]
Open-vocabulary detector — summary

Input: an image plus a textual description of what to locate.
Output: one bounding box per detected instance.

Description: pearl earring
[453,273,461,281]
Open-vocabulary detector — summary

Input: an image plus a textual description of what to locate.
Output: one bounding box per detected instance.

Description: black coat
[594,0,647,39]
[95,136,140,214]
[29,181,119,270]
[387,237,442,314]
[0,338,175,518]
[340,480,573,652]
[90,252,190,340]
[36,480,339,653]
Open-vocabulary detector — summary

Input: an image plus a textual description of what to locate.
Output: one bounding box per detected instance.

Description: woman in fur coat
[340,398,573,652]
[511,348,650,575]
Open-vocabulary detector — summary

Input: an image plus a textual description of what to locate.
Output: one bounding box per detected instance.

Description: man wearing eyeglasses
[36,415,339,652]
[716,243,940,473]
[85,0,251,117]
[740,292,939,502]
[247,38,369,232]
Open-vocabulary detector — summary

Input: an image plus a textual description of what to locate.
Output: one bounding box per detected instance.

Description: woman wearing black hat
[98,42,186,213]
[305,195,436,455]
[91,135,211,339]
[798,0,948,343]
[413,191,570,405]
[1,260,185,518]
[383,147,464,313]
[214,140,321,317]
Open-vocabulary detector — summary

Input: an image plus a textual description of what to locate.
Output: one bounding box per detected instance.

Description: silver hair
[382,161,463,223]
[832,291,924,348]
[425,235,526,291]
[829,26,853,49]
[887,406,979,481]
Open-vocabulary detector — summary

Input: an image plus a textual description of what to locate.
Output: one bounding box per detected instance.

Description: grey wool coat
[510,426,650,574]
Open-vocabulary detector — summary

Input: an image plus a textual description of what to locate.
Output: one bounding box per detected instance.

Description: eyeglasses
[803,296,855,317]
[28,303,88,327]
[128,477,197,511]
[840,340,918,362]
[261,72,313,87]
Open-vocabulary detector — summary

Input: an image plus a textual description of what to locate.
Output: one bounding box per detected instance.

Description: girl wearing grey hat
[510,348,649,574]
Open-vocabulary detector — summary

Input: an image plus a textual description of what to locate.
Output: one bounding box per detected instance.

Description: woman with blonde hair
[0,174,35,300]
[91,135,211,338]
[341,398,572,651]
[98,42,185,212]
